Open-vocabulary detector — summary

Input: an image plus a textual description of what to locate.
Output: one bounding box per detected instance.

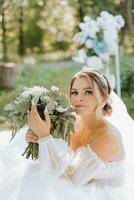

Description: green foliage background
[0,0,134,60]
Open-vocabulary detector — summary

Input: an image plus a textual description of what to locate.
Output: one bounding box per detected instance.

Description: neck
[80,113,105,131]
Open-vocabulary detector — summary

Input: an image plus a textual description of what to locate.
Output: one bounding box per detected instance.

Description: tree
[24,0,46,53]
[120,0,133,44]
[18,0,26,56]
[0,0,8,61]
[37,0,76,52]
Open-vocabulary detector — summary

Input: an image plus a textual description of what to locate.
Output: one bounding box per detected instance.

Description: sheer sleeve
[37,135,74,176]
[64,145,106,185]
[37,136,107,185]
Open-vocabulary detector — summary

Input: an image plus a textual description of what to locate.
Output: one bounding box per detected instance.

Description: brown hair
[70,68,112,116]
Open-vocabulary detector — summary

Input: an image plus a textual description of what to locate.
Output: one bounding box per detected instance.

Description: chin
[75,109,85,115]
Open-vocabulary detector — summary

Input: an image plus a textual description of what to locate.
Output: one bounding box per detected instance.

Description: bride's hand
[27,102,51,139]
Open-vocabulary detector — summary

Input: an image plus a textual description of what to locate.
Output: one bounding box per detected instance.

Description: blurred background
[0,0,134,129]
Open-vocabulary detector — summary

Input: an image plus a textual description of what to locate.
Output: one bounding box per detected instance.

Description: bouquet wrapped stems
[22,142,39,160]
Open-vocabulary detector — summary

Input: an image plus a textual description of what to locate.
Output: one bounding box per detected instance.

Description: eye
[71,91,78,95]
[85,90,93,95]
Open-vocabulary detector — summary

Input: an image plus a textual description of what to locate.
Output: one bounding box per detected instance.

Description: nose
[76,95,83,102]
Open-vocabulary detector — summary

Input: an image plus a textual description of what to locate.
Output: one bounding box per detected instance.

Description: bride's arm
[37,135,74,176]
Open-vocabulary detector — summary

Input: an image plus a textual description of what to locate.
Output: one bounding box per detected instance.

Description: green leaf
[46,100,57,113]
[32,96,40,104]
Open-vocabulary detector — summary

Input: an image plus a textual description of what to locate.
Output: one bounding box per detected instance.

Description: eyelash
[71,91,78,95]
[85,90,93,95]
[71,90,93,95]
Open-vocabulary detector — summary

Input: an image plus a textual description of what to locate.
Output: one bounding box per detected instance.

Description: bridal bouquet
[4,86,75,160]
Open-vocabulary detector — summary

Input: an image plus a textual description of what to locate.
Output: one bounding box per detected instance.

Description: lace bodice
[37,135,125,187]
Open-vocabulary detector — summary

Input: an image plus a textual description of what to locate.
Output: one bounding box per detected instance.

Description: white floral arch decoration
[73,11,125,96]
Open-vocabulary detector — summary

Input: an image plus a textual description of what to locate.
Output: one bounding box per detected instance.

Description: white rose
[50,86,59,91]
[22,86,47,96]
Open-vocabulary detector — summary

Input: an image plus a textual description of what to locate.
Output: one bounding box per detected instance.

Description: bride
[0,68,134,200]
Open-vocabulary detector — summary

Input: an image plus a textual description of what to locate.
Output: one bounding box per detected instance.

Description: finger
[28,129,36,136]
[27,130,38,139]
[44,111,51,126]
[29,135,38,140]
[26,134,38,141]
[30,103,40,120]
[31,102,38,115]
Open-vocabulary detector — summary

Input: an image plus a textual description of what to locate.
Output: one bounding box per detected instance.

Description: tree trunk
[78,0,85,22]
[120,0,133,44]
[1,6,8,61]
[0,63,16,88]
[18,1,25,55]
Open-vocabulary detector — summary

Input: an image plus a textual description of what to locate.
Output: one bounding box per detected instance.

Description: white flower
[73,32,82,41]
[114,15,125,30]
[85,19,99,38]
[72,49,87,63]
[78,18,99,40]
[73,32,88,44]
[85,39,93,48]
[97,11,115,30]
[86,56,104,69]
[56,106,68,113]
[103,29,118,55]
[79,22,86,30]
[51,86,59,92]
[83,16,92,22]
[22,86,48,97]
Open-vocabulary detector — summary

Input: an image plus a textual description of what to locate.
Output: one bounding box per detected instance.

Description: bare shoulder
[90,123,125,162]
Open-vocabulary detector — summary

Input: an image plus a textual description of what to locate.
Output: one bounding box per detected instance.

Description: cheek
[86,97,98,109]
[70,96,75,105]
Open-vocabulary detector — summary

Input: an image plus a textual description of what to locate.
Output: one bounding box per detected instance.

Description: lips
[75,105,86,108]
[75,106,86,113]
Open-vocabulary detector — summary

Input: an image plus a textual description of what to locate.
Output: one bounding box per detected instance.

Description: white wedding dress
[0,92,134,200]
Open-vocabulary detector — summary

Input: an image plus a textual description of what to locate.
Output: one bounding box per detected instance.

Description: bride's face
[70,77,105,117]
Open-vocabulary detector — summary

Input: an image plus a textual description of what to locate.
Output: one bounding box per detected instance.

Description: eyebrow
[71,87,92,90]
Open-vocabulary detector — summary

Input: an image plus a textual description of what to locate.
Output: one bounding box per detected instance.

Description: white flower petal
[51,86,59,91]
